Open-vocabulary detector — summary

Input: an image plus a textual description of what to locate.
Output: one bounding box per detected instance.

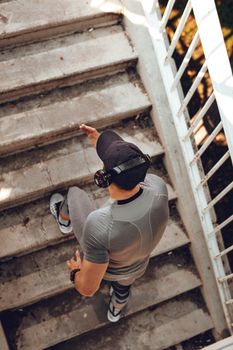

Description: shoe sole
[107,309,121,323]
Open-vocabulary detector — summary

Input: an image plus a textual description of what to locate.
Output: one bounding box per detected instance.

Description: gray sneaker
[50,193,73,234]
[107,299,122,323]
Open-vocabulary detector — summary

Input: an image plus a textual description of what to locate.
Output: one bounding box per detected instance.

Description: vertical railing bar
[177,61,208,116]
[160,0,176,30]
[165,0,192,61]
[203,181,233,213]
[171,30,200,90]
[197,150,230,188]
[208,214,233,237]
[190,121,223,164]
[215,245,233,259]
[141,0,233,333]
[219,273,233,283]
[183,92,215,141]
[192,0,233,162]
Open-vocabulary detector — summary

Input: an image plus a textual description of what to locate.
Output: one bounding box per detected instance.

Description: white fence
[140,0,233,332]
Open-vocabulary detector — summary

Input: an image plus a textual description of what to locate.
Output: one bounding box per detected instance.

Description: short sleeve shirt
[81,174,169,281]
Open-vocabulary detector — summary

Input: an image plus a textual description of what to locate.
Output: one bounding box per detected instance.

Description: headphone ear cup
[94,170,112,188]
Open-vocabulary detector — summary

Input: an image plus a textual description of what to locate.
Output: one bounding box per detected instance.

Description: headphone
[94,154,151,188]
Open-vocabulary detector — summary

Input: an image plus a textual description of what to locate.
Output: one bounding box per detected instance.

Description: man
[50,124,169,322]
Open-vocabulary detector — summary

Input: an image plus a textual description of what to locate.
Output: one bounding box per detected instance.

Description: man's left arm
[67,251,108,297]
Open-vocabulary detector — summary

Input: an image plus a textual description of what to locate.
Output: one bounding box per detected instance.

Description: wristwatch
[70,268,80,283]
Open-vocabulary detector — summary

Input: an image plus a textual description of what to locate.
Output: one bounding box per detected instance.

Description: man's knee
[67,186,87,206]
[68,186,81,198]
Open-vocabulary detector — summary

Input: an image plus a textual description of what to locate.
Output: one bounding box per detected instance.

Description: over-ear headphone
[94,154,151,188]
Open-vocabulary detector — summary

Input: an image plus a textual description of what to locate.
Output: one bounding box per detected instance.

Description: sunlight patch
[0,187,12,201]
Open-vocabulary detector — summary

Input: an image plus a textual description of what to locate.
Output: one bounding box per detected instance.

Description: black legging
[111,281,131,306]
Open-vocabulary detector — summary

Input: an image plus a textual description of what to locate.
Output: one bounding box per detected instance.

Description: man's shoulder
[83,206,112,247]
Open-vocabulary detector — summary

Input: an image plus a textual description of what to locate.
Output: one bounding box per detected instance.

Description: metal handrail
[177,61,208,116]
[165,0,192,61]
[183,92,215,141]
[172,30,200,90]
[198,150,230,187]
[140,0,233,332]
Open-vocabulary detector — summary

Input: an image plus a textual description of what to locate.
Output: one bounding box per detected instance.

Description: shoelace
[54,202,60,216]
[52,202,70,227]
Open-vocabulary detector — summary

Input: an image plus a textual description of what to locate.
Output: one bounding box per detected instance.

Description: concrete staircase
[0,1,213,349]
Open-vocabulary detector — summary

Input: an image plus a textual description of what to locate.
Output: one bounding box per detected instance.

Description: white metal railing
[140,0,233,333]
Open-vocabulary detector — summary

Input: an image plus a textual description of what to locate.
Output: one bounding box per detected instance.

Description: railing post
[191,0,233,164]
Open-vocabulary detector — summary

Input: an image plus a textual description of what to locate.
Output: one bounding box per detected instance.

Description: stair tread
[8,253,202,349]
[0,26,137,102]
[53,295,213,350]
[0,2,213,348]
[0,123,165,211]
[151,220,189,257]
[0,195,188,259]
[0,221,190,311]
[0,0,121,44]
[0,73,151,156]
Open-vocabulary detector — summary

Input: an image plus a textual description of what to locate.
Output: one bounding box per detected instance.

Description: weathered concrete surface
[0,26,137,103]
[11,252,202,349]
[0,124,164,211]
[0,3,215,349]
[0,206,188,260]
[0,225,190,311]
[151,219,189,257]
[53,294,213,350]
[0,73,151,156]
[0,239,76,311]
[0,0,121,47]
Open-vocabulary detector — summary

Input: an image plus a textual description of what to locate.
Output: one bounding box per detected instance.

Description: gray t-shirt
[81,174,169,281]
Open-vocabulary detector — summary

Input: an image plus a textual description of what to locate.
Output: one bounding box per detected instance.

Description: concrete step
[2,249,202,349]
[0,239,76,311]
[0,159,178,261]
[0,224,190,311]
[0,73,151,157]
[0,120,164,211]
[0,202,187,261]
[52,292,213,350]
[0,25,137,103]
[0,0,122,48]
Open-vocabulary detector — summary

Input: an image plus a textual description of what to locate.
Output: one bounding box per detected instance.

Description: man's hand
[67,250,82,271]
[80,124,100,148]
[67,249,108,297]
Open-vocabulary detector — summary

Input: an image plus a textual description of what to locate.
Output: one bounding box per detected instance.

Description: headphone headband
[112,155,150,175]
[94,154,151,188]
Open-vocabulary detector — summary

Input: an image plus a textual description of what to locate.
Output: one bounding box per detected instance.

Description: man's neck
[108,184,141,201]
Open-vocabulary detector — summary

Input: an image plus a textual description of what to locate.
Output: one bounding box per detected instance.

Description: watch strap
[70,268,80,283]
